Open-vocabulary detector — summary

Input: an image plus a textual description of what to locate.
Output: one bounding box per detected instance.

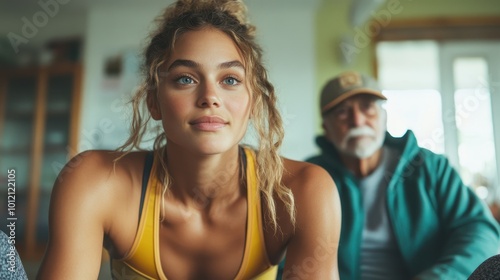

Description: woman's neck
[164,144,243,209]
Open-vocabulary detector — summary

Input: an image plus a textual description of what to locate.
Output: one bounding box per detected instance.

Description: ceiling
[0,0,153,13]
[0,0,323,14]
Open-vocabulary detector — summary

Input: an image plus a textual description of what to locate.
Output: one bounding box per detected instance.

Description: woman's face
[151,27,252,155]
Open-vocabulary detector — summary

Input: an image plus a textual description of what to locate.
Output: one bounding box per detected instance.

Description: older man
[307,71,500,279]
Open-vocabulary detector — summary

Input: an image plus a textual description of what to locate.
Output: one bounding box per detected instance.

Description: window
[453,57,497,198]
[377,41,445,154]
[376,40,500,202]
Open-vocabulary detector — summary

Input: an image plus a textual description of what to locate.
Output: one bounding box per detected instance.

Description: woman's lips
[190,116,228,131]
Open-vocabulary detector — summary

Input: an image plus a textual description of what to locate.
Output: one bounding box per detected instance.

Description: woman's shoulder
[280,157,339,223]
[57,150,146,182]
[281,157,336,194]
[52,150,150,204]
[49,150,152,229]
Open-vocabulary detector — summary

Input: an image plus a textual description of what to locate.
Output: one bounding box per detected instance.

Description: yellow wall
[315,0,500,95]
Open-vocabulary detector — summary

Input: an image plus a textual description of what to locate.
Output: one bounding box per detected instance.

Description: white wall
[79,2,169,152]
[80,1,320,160]
[246,2,320,160]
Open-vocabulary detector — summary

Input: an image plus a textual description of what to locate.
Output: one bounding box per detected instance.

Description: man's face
[322,94,387,159]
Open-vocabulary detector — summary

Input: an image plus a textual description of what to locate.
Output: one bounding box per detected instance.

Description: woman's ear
[147,91,162,120]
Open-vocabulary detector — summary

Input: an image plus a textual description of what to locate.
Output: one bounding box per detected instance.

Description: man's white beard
[339,125,384,159]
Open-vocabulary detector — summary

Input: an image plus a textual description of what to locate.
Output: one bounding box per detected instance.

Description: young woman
[37,0,341,279]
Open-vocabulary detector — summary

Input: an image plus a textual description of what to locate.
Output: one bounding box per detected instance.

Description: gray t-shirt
[359,147,409,280]
[0,230,28,280]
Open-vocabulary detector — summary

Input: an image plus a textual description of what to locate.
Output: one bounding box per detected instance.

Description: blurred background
[0,0,499,278]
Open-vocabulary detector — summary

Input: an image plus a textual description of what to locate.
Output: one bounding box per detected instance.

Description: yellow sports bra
[110,147,278,279]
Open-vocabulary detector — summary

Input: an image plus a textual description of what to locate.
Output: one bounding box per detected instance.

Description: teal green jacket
[307,131,500,280]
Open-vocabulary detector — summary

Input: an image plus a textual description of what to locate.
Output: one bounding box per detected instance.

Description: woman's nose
[196,82,221,108]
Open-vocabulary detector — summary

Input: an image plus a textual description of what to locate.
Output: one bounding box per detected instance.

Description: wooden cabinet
[0,62,82,259]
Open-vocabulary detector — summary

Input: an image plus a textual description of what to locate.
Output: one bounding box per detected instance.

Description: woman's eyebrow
[218,60,244,70]
[166,59,244,72]
[167,59,200,71]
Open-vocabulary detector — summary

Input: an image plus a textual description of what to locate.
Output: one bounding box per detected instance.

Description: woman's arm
[37,151,115,280]
[281,163,341,280]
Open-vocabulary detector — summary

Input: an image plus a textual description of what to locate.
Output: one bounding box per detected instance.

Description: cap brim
[321,88,386,114]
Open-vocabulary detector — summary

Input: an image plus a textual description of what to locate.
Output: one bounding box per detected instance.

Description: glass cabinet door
[37,74,74,243]
[0,75,38,243]
[0,63,80,260]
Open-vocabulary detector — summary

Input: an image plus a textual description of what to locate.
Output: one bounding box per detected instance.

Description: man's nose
[350,104,367,127]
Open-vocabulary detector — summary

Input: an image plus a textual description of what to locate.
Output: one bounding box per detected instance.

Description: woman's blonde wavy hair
[117,0,295,231]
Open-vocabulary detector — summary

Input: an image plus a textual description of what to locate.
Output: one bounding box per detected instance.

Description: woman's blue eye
[223,77,239,86]
[178,77,194,84]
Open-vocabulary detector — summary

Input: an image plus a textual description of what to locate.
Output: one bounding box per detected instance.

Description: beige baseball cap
[320,71,386,114]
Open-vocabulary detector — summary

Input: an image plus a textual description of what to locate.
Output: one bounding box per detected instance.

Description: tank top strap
[111,152,164,279]
[138,151,154,223]
[234,147,276,279]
